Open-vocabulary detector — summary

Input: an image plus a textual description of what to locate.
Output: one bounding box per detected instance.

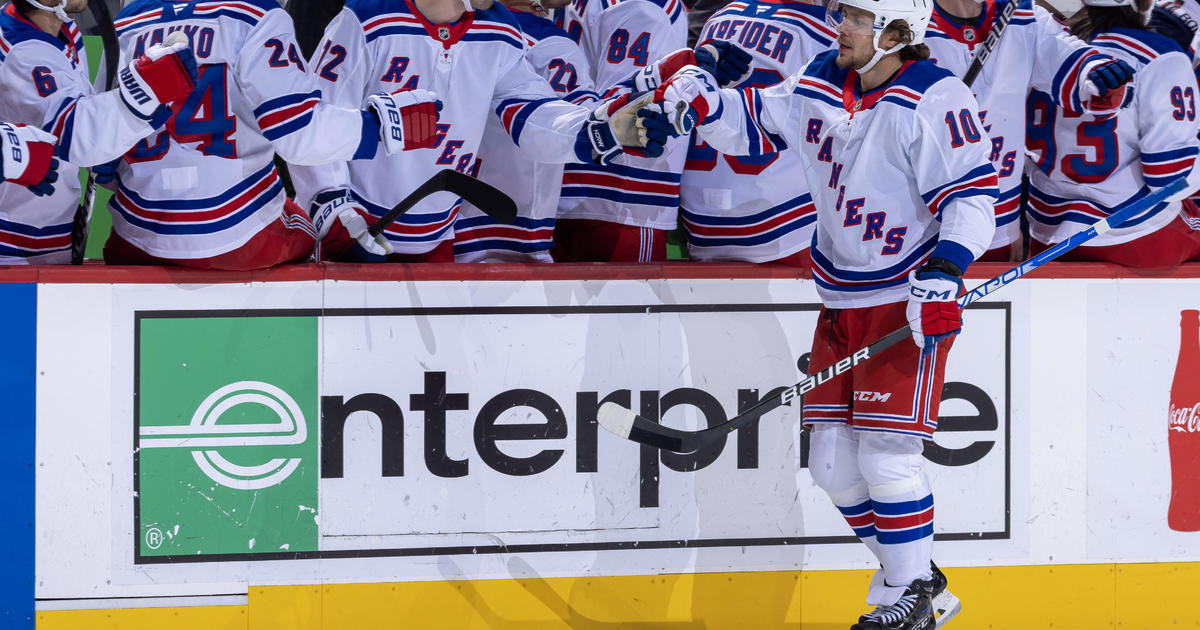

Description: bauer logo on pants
[135,316,319,559]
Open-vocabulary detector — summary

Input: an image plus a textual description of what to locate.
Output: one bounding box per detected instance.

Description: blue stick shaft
[959,178,1185,307]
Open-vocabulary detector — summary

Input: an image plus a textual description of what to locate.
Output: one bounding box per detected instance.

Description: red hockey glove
[118,32,199,122]
[366,89,442,155]
[906,259,964,354]
[0,123,59,197]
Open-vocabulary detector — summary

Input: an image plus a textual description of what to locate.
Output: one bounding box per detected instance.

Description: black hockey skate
[850,578,934,630]
[929,562,962,628]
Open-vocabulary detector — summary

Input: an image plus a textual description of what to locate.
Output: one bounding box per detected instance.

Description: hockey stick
[367,169,518,237]
[70,0,121,264]
[598,178,1188,452]
[962,0,1018,87]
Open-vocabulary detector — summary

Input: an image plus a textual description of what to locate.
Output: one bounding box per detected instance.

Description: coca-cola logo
[1169,402,1200,433]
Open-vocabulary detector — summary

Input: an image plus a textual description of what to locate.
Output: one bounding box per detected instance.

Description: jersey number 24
[128,65,237,162]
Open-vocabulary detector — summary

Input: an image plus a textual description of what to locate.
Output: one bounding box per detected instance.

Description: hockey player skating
[1024,0,1200,267]
[105,0,442,269]
[292,0,669,262]
[635,0,1061,625]
[0,0,197,264]
[924,0,1137,261]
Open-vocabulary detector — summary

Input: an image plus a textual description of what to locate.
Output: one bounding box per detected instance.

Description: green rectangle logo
[136,316,318,558]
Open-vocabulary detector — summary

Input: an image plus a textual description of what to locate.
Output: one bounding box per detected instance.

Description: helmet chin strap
[856,28,905,74]
[25,0,70,23]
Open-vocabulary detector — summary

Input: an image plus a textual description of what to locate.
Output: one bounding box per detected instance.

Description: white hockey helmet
[24,0,70,22]
[836,0,934,44]
[1082,0,1135,6]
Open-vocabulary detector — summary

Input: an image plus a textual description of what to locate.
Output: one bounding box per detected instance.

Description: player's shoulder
[473,2,521,30]
[469,3,527,49]
[793,50,846,105]
[512,10,575,45]
[345,0,413,26]
[756,0,835,44]
[0,3,76,57]
[596,0,684,23]
[997,0,1038,25]
[1092,26,1188,65]
[896,59,974,111]
[116,0,277,36]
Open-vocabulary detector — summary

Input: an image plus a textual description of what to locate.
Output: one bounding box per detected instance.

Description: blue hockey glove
[695,40,753,87]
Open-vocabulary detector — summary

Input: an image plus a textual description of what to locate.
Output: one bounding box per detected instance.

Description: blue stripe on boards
[0,283,35,629]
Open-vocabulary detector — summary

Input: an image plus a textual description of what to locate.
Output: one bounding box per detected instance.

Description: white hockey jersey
[1026,27,1200,246]
[924,0,1116,251]
[555,0,689,230]
[0,6,157,263]
[694,52,997,308]
[454,10,598,262]
[110,0,375,259]
[292,0,593,255]
[680,0,834,262]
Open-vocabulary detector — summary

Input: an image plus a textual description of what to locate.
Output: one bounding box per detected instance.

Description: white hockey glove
[633,43,752,92]
[906,258,964,354]
[0,123,59,197]
[309,190,392,262]
[365,89,442,155]
[578,92,672,163]
[651,65,721,137]
[118,32,199,123]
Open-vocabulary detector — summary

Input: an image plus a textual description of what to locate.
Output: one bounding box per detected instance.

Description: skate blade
[932,589,962,628]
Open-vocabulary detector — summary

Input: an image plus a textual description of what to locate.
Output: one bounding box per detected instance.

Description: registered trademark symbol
[145,527,163,550]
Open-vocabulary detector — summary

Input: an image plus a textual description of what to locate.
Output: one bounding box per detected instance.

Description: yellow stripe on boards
[35,563,1200,629]
[36,604,247,630]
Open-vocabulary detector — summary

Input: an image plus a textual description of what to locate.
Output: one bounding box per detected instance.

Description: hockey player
[0,122,59,198]
[104,0,442,268]
[453,0,599,262]
[678,0,835,267]
[0,0,197,264]
[641,0,1008,625]
[290,0,669,263]
[923,0,1137,261]
[551,0,691,262]
[1025,0,1200,268]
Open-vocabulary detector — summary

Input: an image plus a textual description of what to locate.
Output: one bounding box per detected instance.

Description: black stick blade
[443,170,517,224]
[597,402,696,452]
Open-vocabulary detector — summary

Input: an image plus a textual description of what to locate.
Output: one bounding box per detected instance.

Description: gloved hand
[118,31,199,123]
[93,158,120,186]
[365,89,442,155]
[577,92,673,162]
[694,40,752,87]
[906,258,964,353]
[0,122,59,197]
[1149,5,1198,53]
[651,65,721,137]
[309,189,392,262]
[633,41,751,92]
[1083,58,1135,110]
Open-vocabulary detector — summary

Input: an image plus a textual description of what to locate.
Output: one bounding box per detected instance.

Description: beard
[835,48,870,70]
